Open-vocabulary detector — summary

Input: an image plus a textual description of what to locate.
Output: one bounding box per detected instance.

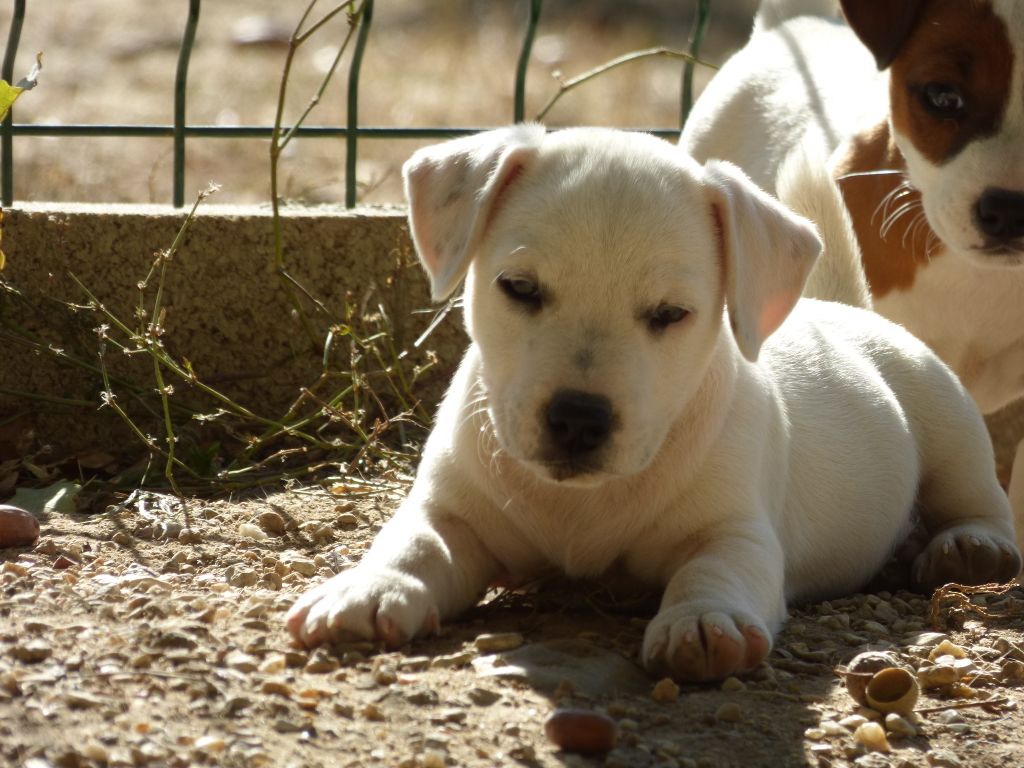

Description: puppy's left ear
[703,160,822,362]
[403,124,545,301]
[840,0,928,70]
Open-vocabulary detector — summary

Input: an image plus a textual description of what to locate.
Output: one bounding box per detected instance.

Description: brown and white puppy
[683,0,1024,548]
[286,126,1019,682]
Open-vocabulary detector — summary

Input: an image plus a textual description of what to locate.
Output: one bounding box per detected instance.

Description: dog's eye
[648,304,689,332]
[920,83,965,117]
[497,273,542,309]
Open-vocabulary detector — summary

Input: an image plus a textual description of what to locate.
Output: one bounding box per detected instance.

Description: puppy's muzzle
[973,187,1024,247]
[544,389,614,462]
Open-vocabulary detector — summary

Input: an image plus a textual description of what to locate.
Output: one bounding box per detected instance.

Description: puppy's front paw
[913,524,1022,593]
[642,607,770,682]
[286,567,439,650]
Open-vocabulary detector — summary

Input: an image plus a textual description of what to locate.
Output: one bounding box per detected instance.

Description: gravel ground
[3,483,1024,768]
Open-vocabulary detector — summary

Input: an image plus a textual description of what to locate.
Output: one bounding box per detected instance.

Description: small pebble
[374,664,397,686]
[651,677,680,703]
[468,686,501,706]
[226,650,259,672]
[934,709,965,725]
[82,742,110,762]
[721,676,746,692]
[257,510,286,535]
[430,650,475,668]
[1001,660,1024,680]
[2,560,29,576]
[238,522,268,541]
[918,663,959,689]
[884,713,916,738]
[286,557,317,577]
[178,529,202,544]
[929,640,967,661]
[259,654,287,674]
[927,749,964,768]
[227,567,259,588]
[305,649,340,674]
[853,721,890,753]
[260,679,293,697]
[715,702,742,723]
[839,714,869,730]
[195,735,226,753]
[473,632,524,653]
[819,719,847,737]
[13,641,53,663]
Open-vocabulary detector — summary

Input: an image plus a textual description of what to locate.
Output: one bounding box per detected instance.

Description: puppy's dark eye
[648,304,690,332]
[920,83,965,117]
[497,273,542,310]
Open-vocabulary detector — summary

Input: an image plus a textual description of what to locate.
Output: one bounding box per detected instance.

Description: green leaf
[0,52,42,121]
[9,480,81,516]
[0,80,23,122]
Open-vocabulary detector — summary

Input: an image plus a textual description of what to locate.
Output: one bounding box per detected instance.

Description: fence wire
[0,0,710,209]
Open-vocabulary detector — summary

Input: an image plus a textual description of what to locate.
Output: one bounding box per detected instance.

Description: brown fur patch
[889,0,1013,164]
[831,121,938,297]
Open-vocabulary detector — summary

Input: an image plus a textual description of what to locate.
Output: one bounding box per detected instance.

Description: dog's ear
[403,125,545,301]
[839,0,928,69]
[703,160,822,362]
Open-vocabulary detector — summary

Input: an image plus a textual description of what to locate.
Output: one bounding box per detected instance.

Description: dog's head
[842,0,1024,265]
[404,127,820,485]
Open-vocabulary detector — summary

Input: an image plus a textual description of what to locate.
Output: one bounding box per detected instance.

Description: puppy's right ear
[403,124,545,301]
[839,0,927,69]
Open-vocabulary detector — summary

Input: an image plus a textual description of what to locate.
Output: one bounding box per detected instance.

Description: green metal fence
[1,0,710,209]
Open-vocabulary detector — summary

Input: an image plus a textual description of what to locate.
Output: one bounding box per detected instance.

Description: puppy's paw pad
[285,568,438,650]
[642,609,770,682]
[913,525,1022,592]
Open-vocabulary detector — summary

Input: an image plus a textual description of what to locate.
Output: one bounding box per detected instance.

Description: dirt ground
[3,483,1024,768]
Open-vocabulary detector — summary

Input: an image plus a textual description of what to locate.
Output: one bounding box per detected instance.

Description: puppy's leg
[286,506,499,649]
[642,524,786,682]
[910,387,1022,591]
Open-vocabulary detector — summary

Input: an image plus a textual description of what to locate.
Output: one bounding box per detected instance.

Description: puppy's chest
[493,491,665,582]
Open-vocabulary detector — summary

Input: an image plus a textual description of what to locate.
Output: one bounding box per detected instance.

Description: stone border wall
[0,203,466,458]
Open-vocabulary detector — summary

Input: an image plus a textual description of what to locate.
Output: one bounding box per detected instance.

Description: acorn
[0,505,40,548]
[544,709,617,754]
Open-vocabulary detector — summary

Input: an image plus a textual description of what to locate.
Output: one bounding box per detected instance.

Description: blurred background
[0,0,757,206]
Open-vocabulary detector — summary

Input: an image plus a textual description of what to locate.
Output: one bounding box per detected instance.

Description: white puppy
[287,126,1019,682]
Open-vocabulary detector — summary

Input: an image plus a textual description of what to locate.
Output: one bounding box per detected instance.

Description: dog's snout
[974,188,1024,242]
[546,389,613,456]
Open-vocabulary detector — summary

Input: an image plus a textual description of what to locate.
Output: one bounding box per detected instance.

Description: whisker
[902,210,929,251]
[872,180,915,230]
[880,200,921,239]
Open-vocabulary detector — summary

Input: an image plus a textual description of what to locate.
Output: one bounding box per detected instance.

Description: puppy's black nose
[546,389,613,456]
[974,188,1024,241]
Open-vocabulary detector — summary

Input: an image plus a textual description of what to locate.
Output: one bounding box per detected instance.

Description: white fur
[286,127,1019,682]
[777,143,872,309]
